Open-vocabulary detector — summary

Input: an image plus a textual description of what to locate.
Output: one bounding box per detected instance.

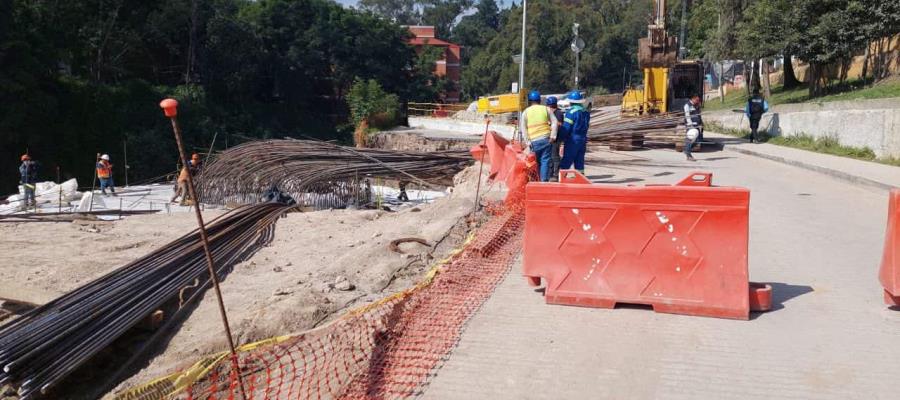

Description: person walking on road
[19,154,39,209]
[545,96,565,182]
[683,94,703,162]
[520,90,558,182]
[559,91,591,174]
[746,88,769,143]
[96,154,117,196]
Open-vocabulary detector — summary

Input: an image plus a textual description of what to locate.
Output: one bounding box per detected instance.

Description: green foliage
[461,0,650,100]
[735,0,795,60]
[0,0,437,193]
[347,78,400,129]
[704,77,900,112]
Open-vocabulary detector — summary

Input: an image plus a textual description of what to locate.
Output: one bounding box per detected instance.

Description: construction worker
[559,91,591,174]
[171,153,201,205]
[545,96,565,182]
[683,94,703,162]
[746,88,769,143]
[520,90,558,182]
[18,154,38,209]
[96,154,117,196]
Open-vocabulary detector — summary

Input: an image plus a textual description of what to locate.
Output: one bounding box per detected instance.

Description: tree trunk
[808,63,824,98]
[354,119,370,148]
[761,58,772,99]
[782,50,800,89]
[861,44,871,87]
[185,0,199,84]
[718,62,725,103]
[745,60,752,97]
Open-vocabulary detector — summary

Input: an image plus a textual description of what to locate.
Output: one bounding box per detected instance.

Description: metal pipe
[165,111,248,400]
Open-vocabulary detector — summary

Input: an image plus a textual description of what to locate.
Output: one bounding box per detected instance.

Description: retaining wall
[407,117,517,140]
[704,98,900,158]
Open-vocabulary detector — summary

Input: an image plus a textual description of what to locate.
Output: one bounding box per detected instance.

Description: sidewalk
[705,131,900,191]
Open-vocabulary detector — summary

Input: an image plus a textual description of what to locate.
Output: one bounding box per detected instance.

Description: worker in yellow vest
[519,90,558,181]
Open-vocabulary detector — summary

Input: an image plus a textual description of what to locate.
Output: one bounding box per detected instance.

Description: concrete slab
[423,145,900,399]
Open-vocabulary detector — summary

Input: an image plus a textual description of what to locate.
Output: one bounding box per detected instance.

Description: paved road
[423,145,900,399]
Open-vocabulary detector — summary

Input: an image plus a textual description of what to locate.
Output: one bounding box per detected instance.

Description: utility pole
[678,0,689,60]
[571,23,584,89]
[517,0,527,144]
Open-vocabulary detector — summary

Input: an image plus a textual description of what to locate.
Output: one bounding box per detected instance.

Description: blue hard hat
[567,90,584,101]
[528,90,541,102]
[545,96,558,106]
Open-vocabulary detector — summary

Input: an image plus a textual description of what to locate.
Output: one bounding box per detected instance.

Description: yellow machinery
[621,0,688,116]
[477,91,526,114]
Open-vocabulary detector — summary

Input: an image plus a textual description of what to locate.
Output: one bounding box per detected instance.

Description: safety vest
[524,105,551,140]
[96,161,112,178]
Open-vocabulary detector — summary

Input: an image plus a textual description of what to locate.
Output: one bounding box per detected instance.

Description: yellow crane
[622,0,704,116]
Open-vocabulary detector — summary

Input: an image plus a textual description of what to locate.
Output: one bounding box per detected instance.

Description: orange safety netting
[118,206,525,400]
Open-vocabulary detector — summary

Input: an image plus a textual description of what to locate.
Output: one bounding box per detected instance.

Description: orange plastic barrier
[879,189,900,306]
[470,132,535,205]
[470,131,510,180]
[523,170,770,320]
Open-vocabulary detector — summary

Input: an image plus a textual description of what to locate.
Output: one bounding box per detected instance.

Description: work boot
[686,155,697,162]
[101,190,108,196]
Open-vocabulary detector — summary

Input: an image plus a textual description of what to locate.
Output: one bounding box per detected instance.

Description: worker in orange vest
[96,154,117,196]
[171,153,201,205]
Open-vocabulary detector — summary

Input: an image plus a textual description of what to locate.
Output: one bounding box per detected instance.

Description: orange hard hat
[21,154,30,161]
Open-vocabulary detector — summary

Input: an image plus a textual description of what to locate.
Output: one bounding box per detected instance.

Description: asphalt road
[422,145,900,399]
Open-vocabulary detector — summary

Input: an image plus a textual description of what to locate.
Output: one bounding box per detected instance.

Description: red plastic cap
[159,98,179,117]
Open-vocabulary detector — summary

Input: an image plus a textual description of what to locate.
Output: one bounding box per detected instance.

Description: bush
[347,78,400,130]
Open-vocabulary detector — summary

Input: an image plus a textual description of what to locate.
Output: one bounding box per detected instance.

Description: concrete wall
[407,117,517,140]
[704,98,900,158]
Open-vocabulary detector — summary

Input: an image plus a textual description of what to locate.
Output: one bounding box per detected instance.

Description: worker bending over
[96,154,117,196]
[746,88,769,143]
[171,153,202,205]
[683,94,703,162]
[19,154,39,209]
[520,90,558,182]
[559,91,590,174]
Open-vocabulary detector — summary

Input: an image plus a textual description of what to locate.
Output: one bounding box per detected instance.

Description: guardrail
[408,102,469,118]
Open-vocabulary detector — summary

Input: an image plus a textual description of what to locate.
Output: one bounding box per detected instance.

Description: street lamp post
[517,0,527,143]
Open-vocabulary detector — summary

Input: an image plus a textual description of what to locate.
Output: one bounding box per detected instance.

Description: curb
[712,138,896,192]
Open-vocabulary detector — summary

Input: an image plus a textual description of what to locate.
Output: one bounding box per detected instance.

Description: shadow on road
[750,282,815,320]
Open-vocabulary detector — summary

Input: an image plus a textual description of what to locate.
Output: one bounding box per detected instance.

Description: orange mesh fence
[117,204,525,400]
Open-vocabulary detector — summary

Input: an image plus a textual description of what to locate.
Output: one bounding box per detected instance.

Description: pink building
[406,26,461,103]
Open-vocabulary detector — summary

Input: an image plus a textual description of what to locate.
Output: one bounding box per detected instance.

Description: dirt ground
[0,166,500,398]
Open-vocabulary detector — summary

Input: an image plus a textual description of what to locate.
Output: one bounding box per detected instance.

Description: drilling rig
[622,0,704,116]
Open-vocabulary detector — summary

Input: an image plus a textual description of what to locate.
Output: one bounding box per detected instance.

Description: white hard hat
[100,154,110,160]
[686,128,700,141]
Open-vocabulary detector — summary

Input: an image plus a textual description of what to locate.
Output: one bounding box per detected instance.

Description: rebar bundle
[196,139,472,206]
[0,202,294,398]
[587,111,686,150]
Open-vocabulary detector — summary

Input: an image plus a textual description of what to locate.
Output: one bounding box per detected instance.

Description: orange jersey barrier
[879,189,900,306]
[470,131,536,206]
[523,170,770,320]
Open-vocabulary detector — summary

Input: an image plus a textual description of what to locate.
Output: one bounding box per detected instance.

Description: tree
[736,0,796,97]
[347,78,400,147]
[793,0,864,97]
[460,0,650,100]
[358,0,420,24]
[422,0,473,39]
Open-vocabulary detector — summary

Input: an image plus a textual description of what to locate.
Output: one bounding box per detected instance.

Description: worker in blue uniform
[559,91,591,174]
